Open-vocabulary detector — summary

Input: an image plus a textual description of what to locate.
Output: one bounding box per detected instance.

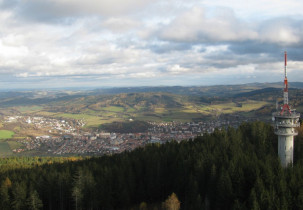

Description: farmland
[0,84,301,156]
[1,95,272,128]
[0,130,15,139]
[0,142,12,157]
[0,84,302,130]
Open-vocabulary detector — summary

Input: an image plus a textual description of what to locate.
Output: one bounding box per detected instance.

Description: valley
[0,83,302,156]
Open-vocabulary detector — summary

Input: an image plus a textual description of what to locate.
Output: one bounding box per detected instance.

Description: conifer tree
[26,190,43,210]
[162,193,180,210]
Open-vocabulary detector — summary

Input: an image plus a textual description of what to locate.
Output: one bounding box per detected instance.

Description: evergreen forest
[1,121,303,209]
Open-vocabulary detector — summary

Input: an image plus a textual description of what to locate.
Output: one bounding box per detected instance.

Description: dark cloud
[14,1,79,23]
[0,0,18,9]
[1,0,156,24]
[229,41,303,62]
[148,42,192,54]
[228,41,278,55]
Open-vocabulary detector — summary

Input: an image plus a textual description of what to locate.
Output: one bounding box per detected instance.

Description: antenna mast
[281,51,291,114]
[284,51,288,105]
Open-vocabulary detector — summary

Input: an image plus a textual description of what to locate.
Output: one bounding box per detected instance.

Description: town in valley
[4,114,248,156]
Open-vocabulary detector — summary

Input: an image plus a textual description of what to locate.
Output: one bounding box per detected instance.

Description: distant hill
[234,87,281,98]
[91,82,303,96]
[0,82,302,106]
[0,82,302,127]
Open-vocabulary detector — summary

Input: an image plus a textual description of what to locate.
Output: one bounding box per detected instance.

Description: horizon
[0,81,301,92]
[0,0,303,89]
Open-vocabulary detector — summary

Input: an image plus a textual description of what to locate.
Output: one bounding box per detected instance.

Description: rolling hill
[0,83,302,128]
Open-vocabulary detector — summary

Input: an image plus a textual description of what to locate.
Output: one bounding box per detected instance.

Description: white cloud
[102,18,141,33]
[160,7,258,42]
[0,0,303,88]
[167,64,190,74]
[5,0,157,20]
[202,0,303,19]
[259,21,302,45]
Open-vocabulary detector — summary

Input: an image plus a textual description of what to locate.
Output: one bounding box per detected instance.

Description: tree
[72,167,96,210]
[139,202,148,210]
[26,190,43,210]
[0,177,12,210]
[11,182,27,210]
[249,188,260,210]
[162,193,180,210]
[215,168,233,209]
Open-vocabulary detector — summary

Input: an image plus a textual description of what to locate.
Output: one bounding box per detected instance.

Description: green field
[17,106,43,113]
[0,142,13,156]
[1,91,277,129]
[0,130,15,139]
[25,99,269,126]
[101,106,125,112]
[7,140,24,150]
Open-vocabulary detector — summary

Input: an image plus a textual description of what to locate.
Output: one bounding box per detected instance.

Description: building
[272,52,300,167]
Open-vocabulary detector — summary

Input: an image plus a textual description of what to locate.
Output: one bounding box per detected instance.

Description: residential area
[5,115,248,155]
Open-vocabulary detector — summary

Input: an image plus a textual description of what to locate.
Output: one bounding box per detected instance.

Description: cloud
[160,7,258,43]
[259,18,303,45]
[158,6,303,48]
[0,0,303,89]
[166,64,190,74]
[1,0,157,22]
[102,18,142,33]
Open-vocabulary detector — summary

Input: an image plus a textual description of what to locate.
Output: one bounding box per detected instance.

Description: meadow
[3,95,273,129]
[0,142,13,156]
[0,130,15,139]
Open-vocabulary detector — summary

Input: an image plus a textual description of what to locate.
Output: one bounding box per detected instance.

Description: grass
[34,111,57,117]
[0,142,13,156]
[126,107,136,112]
[17,106,43,113]
[101,106,125,112]
[101,112,116,117]
[55,112,127,127]
[7,140,24,150]
[196,100,269,114]
[154,107,166,114]
[55,113,103,127]
[0,130,15,140]
[11,96,271,128]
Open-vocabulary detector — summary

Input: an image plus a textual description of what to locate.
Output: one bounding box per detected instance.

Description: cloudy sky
[0,0,303,89]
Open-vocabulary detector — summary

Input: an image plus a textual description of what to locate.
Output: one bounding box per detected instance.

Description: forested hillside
[1,121,303,209]
[1,86,303,130]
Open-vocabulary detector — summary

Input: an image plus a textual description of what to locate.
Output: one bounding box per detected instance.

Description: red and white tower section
[273,52,300,167]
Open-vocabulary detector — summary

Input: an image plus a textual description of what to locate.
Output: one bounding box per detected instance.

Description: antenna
[284,51,288,105]
[281,51,291,115]
[273,51,300,167]
[284,51,287,78]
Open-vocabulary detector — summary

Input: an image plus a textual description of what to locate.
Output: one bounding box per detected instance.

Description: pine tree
[0,177,12,210]
[162,193,180,210]
[26,190,43,210]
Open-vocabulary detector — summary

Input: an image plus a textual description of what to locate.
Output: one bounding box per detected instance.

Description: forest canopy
[1,121,303,209]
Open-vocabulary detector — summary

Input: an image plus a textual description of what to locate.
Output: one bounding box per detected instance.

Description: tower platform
[273,110,300,167]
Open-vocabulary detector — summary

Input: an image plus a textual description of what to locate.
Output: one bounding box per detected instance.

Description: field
[2,96,273,128]
[0,142,13,156]
[202,100,269,114]
[1,86,295,132]
[0,130,15,139]
[0,85,300,158]
[16,106,43,113]
[7,140,24,150]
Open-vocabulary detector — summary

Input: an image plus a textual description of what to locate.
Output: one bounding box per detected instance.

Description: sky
[0,0,303,89]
